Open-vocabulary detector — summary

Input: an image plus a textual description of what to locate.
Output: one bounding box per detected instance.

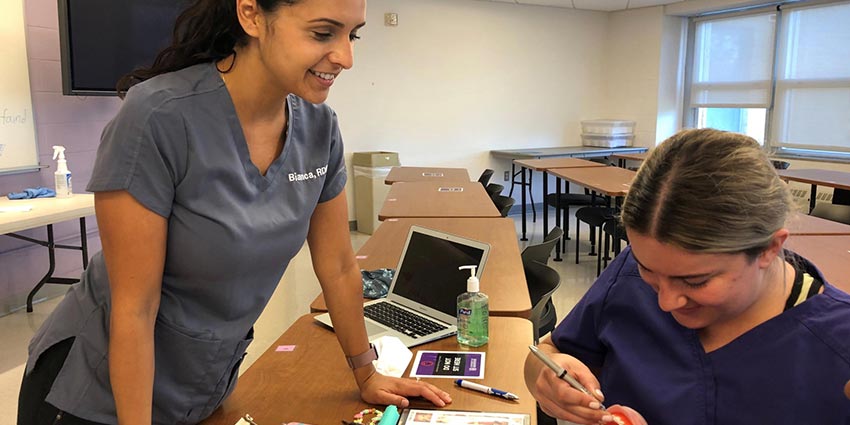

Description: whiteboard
[0,0,39,174]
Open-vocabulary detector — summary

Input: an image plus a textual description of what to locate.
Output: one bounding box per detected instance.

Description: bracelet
[351,408,383,425]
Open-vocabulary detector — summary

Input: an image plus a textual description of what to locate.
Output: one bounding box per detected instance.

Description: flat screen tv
[58,0,188,96]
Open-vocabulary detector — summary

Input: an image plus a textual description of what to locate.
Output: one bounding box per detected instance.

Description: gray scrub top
[25,63,347,424]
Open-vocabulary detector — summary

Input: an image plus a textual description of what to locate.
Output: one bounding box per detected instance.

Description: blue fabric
[362,268,394,299]
[26,62,348,425]
[7,187,56,199]
[551,247,850,425]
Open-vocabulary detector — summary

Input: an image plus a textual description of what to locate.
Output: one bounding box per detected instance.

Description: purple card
[410,351,485,379]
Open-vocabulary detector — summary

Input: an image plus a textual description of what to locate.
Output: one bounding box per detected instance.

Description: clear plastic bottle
[457,265,489,347]
[52,145,73,198]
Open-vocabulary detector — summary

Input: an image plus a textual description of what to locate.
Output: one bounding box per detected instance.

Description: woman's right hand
[531,352,611,425]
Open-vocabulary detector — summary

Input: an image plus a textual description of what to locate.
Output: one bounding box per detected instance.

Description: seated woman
[524,129,850,425]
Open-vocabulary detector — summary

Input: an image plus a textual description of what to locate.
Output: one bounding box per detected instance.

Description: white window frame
[683,0,850,163]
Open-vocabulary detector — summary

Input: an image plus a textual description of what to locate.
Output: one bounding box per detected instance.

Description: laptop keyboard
[364,302,448,339]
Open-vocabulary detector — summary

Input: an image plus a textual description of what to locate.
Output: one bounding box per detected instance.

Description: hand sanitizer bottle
[52,145,73,198]
[457,265,489,347]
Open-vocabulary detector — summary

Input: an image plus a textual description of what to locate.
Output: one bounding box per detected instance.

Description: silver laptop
[315,225,490,347]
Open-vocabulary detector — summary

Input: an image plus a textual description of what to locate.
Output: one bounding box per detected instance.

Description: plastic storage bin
[581,133,634,148]
[581,120,636,135]
[353,151,400,234]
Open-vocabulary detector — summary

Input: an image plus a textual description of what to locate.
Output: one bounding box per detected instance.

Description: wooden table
[785,235,850,293]
[512,158,604,241]
[788,213,850,235]
[547,166,636,266]
[385,166,471,185]
[777,169,850,213]
[311,218,530,318]
[378,182,500,221]
[200,315,536,425]
[0,194,94,312]
[611,151,649,167]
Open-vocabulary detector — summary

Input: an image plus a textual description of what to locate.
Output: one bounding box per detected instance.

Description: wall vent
[789,188,834,202]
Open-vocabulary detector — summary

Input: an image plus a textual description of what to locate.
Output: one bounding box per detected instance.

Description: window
[686,1,850,160]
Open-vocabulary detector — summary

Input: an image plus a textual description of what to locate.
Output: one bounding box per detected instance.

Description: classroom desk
[311,217,530,318]
[385,166,471,185]
[378,182,500,221]
[788,213,850,235]
[512,158,605,241]
[490,146,648,160]
[611,152,649,167]
[0,194,94,312]
[547,167,636,266]
[199,314,536,425]
[777,169,850,213]
[785,235,850,293]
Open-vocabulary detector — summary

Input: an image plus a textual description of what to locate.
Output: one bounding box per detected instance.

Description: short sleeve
[86,88,186,218]
[317,111,347,203]
[550,248,631,368]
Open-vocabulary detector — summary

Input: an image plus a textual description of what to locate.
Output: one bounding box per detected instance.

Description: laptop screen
[390,229,487,317]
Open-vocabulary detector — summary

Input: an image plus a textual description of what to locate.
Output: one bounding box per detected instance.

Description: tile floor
[0,209,606,424]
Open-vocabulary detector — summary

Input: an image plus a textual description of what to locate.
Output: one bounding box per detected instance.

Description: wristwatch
[346,344,379,369]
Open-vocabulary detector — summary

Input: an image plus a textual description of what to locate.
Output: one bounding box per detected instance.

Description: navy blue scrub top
[25,62,347,424]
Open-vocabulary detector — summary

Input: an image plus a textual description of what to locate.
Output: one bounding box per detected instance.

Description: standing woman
[18,0,451,423]
[524,129,850,424]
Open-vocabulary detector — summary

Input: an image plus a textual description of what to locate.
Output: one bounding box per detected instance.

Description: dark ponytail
[116,0,296,97]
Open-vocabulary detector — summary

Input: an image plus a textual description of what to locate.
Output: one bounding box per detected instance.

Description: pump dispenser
[52,145,72,198]
[457,265,489,347]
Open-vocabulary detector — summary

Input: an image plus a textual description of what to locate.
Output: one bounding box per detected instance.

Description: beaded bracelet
[351,408,383,425]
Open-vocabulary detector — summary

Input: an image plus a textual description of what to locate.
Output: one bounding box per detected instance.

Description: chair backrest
[478,169,494,186]
[811,203,850,225]
[523,259,561,344]
[492,195,515,217]
[834,188,850,206]
[521,226,563,265]
[485,183,504,198]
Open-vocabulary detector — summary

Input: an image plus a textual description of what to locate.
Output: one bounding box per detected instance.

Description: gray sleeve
[318,111,347,203]
[86,89,185,218]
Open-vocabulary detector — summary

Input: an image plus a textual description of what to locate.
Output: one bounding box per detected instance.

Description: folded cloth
[7,187,56,200]
[362,268,394,299]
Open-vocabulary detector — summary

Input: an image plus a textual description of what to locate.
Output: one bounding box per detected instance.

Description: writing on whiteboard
[0,108,29,126]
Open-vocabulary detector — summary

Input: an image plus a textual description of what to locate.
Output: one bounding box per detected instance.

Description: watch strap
[346,344,379,369]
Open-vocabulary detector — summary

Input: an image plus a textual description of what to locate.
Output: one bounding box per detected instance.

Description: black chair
[485,183,504,199]
[545,190,606,245]
[811,203,850,226]
[602,219,629,268]
[478,169,494,187]
[833,188,850,206]
[521,227,563,265]
[523,259,561,344]
[492,195,515,217]
[772,160,791,170]
[575,206,617,276]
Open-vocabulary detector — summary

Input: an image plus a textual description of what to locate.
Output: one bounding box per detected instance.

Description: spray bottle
[52,146,73,198]
[457,265,489,347]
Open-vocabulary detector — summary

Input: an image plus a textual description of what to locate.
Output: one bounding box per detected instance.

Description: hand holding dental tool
[528,345,606,410]
[454,379,519,400]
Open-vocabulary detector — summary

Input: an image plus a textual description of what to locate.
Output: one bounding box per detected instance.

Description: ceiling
[483,0,683,11]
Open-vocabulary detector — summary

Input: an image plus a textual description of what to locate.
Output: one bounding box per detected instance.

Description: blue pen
[455,379,520,400]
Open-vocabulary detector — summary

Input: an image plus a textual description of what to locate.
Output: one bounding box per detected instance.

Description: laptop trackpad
[365,320,389,338]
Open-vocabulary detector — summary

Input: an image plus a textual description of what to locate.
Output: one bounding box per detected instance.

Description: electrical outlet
[384,13,398,26]
[504,171,510,181]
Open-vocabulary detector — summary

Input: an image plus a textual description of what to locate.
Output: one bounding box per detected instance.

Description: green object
[457,265,489,347]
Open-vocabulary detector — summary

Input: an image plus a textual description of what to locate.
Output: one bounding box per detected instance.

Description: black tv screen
[58,0,188,96]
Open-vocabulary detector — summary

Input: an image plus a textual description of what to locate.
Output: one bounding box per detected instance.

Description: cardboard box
[352,151,400,167]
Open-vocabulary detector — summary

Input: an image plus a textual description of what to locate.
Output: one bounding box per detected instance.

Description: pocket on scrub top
[151,318,223,423]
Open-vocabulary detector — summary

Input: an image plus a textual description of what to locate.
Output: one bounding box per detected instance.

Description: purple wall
[0,0,120,313]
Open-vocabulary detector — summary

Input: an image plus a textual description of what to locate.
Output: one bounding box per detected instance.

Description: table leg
[521,166,528,241]
[554,177,563,262]
[542,171,548,245]
[26,225,56,313]
[80,218,89,269]
[809,184,817,214]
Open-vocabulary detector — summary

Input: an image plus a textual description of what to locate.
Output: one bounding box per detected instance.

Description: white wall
[327,0,611,215]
